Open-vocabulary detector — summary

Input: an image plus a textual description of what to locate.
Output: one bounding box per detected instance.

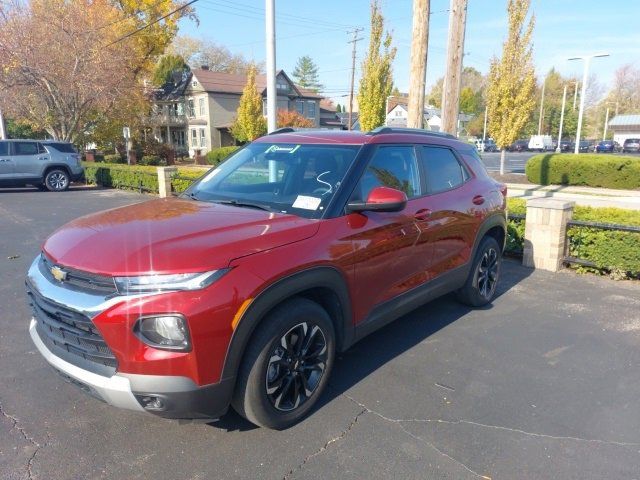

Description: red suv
[26,128,506,429]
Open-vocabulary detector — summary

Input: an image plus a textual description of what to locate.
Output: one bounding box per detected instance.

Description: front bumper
[29,318,233,419]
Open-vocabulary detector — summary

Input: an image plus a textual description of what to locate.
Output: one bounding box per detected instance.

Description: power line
[97,0,168,31]
[105,0,198,47]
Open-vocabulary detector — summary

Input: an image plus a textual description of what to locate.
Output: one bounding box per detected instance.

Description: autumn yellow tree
[0,0,192,142]
[486,0,536,174]
[230,66,267,143]
[357,1,396,132]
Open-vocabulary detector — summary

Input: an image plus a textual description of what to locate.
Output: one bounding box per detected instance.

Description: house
[608,114,640,144]
[385,99,473,134]
[149,68,324,156]
[319,100,346,130]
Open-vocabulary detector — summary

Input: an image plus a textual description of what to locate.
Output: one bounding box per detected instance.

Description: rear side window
[12,142,39,155]
[44,142,77,153]
[0,142,7,156]
[421,146,468,194]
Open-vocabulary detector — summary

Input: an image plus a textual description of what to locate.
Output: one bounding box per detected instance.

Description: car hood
[43,198,319,276]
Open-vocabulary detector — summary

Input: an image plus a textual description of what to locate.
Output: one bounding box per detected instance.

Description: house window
[276,79,289,92]
[307,101,316,119]
[296,100,304,115]
[191,129,197,147]
[198,98,205,116]
[188,98,195,117]
[395,110,402,117]
[199,128,206,147]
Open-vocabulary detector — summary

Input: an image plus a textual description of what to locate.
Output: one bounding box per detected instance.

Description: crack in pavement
[343,394,640,449]
[0,398,45,480]
[282,408,367,480]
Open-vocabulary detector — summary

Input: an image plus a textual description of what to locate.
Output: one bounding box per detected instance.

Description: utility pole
[407,0,430,129]
[603,106,610,141]
[556,84,567,152]
[573,81,579,110]
[347,28,363,131]
[537,76,546,135]
[440,0,467,136]
[0,108,6,140]
[265,0,277,134]
[482,105,488,142]
[568,53,609,154]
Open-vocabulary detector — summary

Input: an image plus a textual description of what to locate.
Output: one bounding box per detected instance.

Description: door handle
[472,195,485,205]
[38,157,49,161]
[414,208,432,220]
[0,159,9,162]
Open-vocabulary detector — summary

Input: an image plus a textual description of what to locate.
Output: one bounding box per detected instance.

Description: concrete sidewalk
[507,183,640,209]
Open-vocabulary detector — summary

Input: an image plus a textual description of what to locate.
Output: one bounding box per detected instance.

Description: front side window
[12,142,39,155]
[187,143,360,219]
[354,145,422,201]
[421,146,467,193]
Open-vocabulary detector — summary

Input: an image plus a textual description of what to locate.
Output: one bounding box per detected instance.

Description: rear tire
[232,297,335,429]
[44,169,70,191]
[457,236,501,307]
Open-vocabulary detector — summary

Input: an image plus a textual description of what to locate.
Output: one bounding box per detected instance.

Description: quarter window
[421,146,467,193]
[355,145,421,200]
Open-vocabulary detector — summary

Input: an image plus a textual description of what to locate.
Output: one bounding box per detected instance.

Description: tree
[292,56,322,91]
[357,1,397,132]
[459,87,482,114]
[277,110,314,128]
[336,104,342,113]
[486,0,536,174]
[152,54,189,86]
[230,66,266,143]
[6,119,47,139]
[427,78,444,108]
[169,35,261,74]
[0,0,191,142]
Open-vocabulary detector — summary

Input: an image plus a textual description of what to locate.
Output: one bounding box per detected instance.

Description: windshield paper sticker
[292,195,321,210]
[265,145,301,154]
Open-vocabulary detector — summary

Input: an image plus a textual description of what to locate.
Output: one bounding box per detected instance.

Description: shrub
[171,169,204,193]
[103,153,126,164]
[525,153,640,190]
[83,163,159,193]
[206,146,239,166]
[138,155,164,166]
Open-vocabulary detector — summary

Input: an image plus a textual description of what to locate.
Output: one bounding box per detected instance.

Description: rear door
[11,141,47,178]
[0,141,14,178]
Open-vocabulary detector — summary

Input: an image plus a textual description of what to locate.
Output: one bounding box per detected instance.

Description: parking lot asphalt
[1,186,640,480]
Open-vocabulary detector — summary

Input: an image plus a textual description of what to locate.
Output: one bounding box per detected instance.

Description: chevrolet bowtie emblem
[51,266,67,282]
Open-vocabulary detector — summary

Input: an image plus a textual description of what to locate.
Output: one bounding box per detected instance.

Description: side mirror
[346,186,408,214]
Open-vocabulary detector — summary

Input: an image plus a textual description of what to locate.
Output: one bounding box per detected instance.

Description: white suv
[0,140,84,191]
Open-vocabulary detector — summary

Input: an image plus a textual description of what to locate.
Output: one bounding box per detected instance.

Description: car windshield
[185,142,360,219]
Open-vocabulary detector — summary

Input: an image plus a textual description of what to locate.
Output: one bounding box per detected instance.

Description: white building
[608,114,640,144]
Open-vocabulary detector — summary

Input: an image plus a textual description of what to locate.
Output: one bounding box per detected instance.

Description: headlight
[114,269,228,295]
[135,315,191,351]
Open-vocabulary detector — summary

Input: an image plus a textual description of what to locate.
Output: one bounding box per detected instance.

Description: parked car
[26,127,507,429]
[474,138,498,152]
[507,139,529,152]
[528,135,553,152]
[559,140,573,152]
[622,138,640,153]
[594,140,621,153]
[578,140,594,152]
[0,139,83,191]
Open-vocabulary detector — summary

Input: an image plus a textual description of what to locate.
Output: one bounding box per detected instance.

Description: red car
[26,127,507,429]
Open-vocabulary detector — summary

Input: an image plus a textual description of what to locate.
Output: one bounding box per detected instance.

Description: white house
[385,103,472,133]
[608,114,640,144]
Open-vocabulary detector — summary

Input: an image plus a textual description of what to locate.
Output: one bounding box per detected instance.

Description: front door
[347,145,426,318]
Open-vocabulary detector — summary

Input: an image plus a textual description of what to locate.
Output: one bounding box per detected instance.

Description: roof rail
[367,127,457,140]
[268,127,296,135]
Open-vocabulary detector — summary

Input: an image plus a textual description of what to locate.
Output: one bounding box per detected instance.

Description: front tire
[44,169,70,191]
[232,298,335,429]
[457,236,502,307]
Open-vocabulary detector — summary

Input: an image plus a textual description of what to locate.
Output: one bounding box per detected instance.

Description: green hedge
[525,153,640,189]
[83,163,205,194]
[206,146,239,166]
[139,155,164,166]
[506,198,640,278]
[103,153,126,164]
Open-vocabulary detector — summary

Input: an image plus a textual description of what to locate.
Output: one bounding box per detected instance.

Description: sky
[178,0,640,104]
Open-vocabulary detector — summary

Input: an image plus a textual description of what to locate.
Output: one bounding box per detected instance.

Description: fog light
[137,395,166,411]
[135,315,191,351]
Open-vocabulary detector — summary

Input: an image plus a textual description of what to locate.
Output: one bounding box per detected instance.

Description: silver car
[0,139,84,191]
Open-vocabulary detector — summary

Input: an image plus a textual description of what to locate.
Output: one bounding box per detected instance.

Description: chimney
[201,65,209,71]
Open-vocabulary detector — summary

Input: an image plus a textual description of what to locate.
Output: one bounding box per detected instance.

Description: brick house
[150,68,323,156]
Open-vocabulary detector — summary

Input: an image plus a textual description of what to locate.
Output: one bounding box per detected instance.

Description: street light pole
[482,105,488,142]
[603,107,610,141]
[568,53,609,154]
[265,0,276,134]
[556,84,567,153]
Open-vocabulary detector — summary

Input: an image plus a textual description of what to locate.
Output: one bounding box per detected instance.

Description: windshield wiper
[184,191,200,201]
[213,199,273,212]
